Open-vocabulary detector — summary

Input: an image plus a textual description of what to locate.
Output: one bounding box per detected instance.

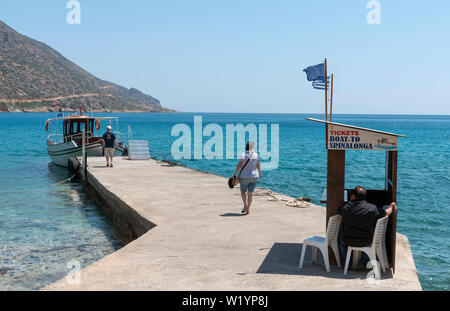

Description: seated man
[338,186,396,268]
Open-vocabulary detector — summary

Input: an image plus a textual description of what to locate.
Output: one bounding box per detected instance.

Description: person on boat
[337,185,396,268]
[232,142,261,215]
[102,125,118,167]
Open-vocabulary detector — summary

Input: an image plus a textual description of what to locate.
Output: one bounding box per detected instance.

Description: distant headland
[0,21,175,113]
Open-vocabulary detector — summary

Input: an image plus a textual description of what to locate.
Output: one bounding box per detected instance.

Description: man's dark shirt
[338,200,386,247]
[103,131,116,148]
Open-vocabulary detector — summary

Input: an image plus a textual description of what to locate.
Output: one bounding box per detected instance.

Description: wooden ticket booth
[307,117,406,272]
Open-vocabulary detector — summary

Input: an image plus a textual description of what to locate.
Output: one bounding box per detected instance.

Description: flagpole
[330,74,334,122]
[324,58,328,121]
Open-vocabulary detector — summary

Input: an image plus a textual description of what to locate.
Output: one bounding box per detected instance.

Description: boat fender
[95,120,101,130]
[45,120,49,132]
[68,157,80,175]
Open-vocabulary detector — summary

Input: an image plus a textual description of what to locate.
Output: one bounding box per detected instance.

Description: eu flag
[303,63,325,81]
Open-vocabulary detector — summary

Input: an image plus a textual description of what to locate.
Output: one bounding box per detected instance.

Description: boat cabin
[62,116,102,145]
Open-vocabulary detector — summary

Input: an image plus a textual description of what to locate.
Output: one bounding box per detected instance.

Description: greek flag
[312,79,330,90]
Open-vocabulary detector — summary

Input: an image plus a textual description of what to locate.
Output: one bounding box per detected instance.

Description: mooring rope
[253,187,312,208]
[51,169,80,186]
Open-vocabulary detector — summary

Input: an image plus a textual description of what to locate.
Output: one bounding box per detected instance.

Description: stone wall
[84,169,156,242]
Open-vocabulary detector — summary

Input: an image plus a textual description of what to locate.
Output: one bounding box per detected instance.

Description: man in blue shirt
[102,125,118,167]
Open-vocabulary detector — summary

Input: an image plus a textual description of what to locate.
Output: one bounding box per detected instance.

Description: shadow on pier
[220,213,246,217]
[256,243,394,280]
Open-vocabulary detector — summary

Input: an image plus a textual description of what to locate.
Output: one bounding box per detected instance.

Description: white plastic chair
[298,215,342,272]
[343,216,390,280]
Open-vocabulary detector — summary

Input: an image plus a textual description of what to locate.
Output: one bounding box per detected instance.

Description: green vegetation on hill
[0,21,173,112]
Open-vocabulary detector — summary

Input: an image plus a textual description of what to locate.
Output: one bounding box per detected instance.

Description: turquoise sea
[0,113,449,290]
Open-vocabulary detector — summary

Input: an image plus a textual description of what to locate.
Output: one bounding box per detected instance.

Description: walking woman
[232,142,261,215]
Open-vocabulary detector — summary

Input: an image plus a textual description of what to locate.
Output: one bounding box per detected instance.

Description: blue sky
[1,0,449,114]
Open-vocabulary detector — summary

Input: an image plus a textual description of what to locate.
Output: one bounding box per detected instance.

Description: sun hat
[107,125,112,130]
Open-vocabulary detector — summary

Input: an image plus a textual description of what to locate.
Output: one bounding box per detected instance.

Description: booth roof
[306,118,407,138]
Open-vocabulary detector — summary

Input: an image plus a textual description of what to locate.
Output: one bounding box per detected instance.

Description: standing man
[102,125,118,167]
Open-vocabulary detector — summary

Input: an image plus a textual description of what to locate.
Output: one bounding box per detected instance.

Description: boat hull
[47,141,103,167]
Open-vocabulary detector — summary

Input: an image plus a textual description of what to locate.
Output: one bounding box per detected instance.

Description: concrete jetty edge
[43,157,421,291]
[84,165,156,241]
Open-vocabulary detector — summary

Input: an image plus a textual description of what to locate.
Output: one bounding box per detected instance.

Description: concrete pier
[44,157,421,290]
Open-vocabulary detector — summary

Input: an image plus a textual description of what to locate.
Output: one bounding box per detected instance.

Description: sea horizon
[1,111,449,116]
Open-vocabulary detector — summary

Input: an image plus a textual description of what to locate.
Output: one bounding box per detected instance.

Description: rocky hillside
[0,21,173,112]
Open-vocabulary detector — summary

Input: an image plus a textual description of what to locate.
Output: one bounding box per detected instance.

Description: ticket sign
[327,124,398,151]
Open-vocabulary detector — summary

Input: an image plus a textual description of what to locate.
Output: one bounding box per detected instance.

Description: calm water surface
[0,113,448,290]
[0,114,125,290]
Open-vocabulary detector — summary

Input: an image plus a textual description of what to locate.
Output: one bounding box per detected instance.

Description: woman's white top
[239,151,259,178]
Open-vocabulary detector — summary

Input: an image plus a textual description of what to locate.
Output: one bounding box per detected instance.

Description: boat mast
[324,58,328,121]
[330,74,334,122]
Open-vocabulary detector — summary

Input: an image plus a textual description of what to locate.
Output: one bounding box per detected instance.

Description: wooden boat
[46,110,127,167]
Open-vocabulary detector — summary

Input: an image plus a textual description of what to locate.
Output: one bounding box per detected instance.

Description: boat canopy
[46,116,119,122]
[46,116,120,140]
